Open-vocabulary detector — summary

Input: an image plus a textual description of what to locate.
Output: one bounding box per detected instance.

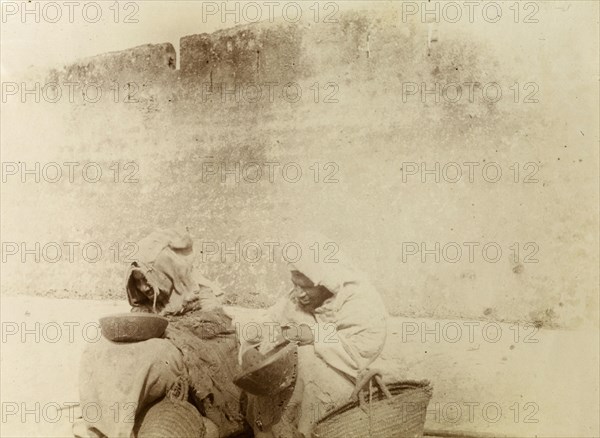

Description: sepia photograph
[1,1,599,437]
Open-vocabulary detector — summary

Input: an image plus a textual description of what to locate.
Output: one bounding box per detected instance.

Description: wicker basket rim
[316,379,433,424]
[137,398,206,438]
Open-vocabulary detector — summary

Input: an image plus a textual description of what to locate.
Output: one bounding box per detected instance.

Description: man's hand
[282,323,314,345]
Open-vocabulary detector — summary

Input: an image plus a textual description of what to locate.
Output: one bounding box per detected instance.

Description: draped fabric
[240,253,388,437]
[77,337,185,438]
[164,308,246,437]
[76,229,245,437]
[76,305,247,438]
[126,228,223,315]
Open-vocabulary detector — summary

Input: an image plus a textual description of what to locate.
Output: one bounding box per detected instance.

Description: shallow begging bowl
[234,342,298,396]
[99,313,168,342]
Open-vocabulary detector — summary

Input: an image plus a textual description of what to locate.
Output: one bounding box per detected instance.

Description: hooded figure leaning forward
[75,228,248,438]
[238,248,388,438]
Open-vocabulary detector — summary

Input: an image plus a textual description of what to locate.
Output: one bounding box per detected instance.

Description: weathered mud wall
[180,21,304,86]
[50,42,177,84]
[2,7,598,329]
[49,11,388,86]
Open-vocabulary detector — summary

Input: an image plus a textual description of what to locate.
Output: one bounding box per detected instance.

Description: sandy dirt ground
[1,295,598,438]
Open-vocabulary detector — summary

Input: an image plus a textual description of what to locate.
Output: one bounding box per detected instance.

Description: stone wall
[49,42,176,84]
[49,12,402,87]
[9,8,596,329]
[180,21,304,87]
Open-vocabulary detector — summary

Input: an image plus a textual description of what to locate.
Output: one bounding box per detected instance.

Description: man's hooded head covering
[286,232,365,297]
[289,255,360,296]
[126,228,199,314]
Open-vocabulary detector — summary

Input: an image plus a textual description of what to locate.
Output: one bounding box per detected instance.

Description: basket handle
[351,368,393,411]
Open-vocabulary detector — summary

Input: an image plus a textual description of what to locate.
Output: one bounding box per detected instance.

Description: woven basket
[136,378,207,438]
[312,379,433,438]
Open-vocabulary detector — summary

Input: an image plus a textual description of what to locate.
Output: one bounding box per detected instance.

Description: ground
[1,295,598,437]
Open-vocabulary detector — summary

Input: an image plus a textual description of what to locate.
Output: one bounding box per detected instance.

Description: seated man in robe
[239,251,388,437]
[75,228,247,438]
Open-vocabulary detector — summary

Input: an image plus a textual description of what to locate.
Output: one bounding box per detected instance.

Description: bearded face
[132,270,153,297]
[126,229,201,315]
